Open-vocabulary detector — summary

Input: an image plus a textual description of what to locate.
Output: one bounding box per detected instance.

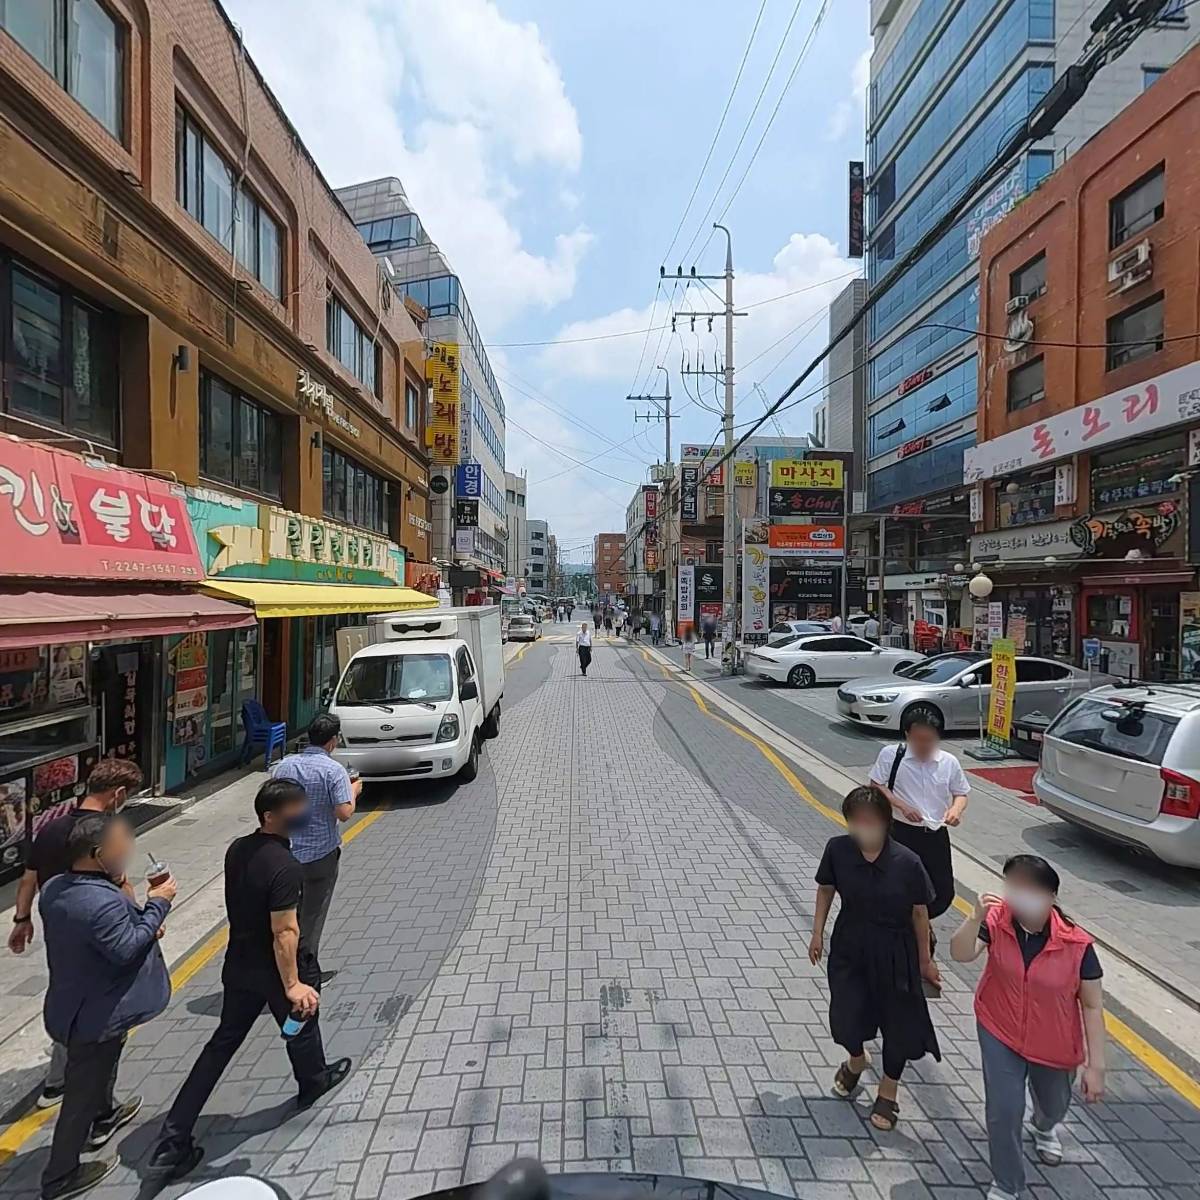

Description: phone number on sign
[99,560,201,577]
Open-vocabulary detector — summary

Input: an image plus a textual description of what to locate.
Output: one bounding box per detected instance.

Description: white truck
[329,606,503,783]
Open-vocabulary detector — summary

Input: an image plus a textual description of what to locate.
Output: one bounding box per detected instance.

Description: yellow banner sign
[425,342,461,463]
[986,637,1017,748]
[733,461,756,487]
[769,458,843,489]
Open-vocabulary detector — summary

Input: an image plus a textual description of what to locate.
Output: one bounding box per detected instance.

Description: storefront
[768,561,865,623]
[0,437,253,877]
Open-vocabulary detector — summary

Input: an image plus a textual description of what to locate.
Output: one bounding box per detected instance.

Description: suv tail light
[1160,769,1200,819]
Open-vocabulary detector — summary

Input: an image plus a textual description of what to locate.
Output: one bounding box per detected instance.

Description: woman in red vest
[950,855,1106,1200]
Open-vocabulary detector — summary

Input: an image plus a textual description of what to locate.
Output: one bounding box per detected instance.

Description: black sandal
[832,1059,867,1098]
[869,1095,900,1130]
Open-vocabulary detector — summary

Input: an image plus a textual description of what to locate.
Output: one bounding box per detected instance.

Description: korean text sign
[425,341,461,464]
[986,637,1016,749]
[769,459,843,489]
[0,436,202,580]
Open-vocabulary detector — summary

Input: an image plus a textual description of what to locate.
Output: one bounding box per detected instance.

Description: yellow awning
[201,580,437,619]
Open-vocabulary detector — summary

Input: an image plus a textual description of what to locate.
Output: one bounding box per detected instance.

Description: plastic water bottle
[281,1009,306,1039]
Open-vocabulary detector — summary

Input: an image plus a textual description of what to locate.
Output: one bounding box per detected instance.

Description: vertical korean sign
[741,519,769,641]
[677,564,695,630]
[848,162,865,258]
[986,637,1016,750]
[425,341,461,464]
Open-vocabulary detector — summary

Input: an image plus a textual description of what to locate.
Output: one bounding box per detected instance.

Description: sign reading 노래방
[769,459,843,489]
[986,637,1017,749]
[425,342,461,463]
[0,435,203,580]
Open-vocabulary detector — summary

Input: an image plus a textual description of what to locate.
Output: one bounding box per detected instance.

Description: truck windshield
[336,653,454,705]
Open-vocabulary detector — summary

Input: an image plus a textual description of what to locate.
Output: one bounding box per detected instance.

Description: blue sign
[1082,637,1102,665]
[455,463,482,498]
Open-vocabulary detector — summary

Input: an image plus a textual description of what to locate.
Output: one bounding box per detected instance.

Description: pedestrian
[39,812,175,1199]
[682,626,696,674]
[702,616,717,659]
[148,779,351,1181]
[809,786,941,1132]
[649,612,661,645]
[576,622,593,676]
[950,856,1106,1200]
[629,614,639,641]
[869,713,968,982]
[864,613,881,642]
[604,612,613,635]
[830,613,843,633]
[271,714,361,980]
[8,759,145,1111]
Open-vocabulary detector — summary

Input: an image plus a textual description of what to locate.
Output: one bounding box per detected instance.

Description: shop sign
[969,488,983,522]
[454,527,474,555]
[742,533,769,638]
[680,466,699,522]
[408,512,432,533]
[297,369,360,438]
[644,546,659,573]
[1190,428,1200,467]
[734,461,756,487]
[455,463,482,497]
[695,565,722,603]
[0,435,202,581]
[769,488,845,517]
[964,358,1200,480]
[455,498,479,528]
[898,366,934,396]
[425,341,462,463]
[898,435,932,459]
[968,518,1083,562]
[848,161,865,258]
[644,486,659,520]
[885,573,945,591]
[677,564,694,621]
[770,459,843,489]
[767,524,845,557]
[169,632,209,746]
[1054,461,1076,506]
[1181,592,1200,677]
[986,637,1017,749]
[430,473,450,495]
[1069,501,1180,557]
[966,161,1026,258]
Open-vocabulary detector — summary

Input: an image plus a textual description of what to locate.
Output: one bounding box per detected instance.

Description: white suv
[1035,684,1200,868]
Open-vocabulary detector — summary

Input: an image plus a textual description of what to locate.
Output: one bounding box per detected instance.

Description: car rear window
[1047,697,1180,765]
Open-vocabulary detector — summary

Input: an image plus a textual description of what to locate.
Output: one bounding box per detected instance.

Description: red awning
[0,588,256,649]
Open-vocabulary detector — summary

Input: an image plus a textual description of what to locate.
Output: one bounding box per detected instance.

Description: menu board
[50,644,87,705]
[171,634,209,746]
[0,745,101,870]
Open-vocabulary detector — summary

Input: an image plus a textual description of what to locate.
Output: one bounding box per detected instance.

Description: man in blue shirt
[271,713,360,976]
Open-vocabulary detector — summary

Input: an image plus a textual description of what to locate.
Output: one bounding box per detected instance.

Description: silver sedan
[836,652,1112,733]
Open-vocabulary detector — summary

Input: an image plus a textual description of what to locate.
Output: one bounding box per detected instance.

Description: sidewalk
[1,637,1197,1199]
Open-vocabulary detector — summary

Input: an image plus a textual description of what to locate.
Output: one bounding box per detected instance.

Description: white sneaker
[1029,1122,1063,1166]
[986,1187,1019,1200]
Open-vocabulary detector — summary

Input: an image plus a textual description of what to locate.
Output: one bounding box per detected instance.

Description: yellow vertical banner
[986,637,1016,748]
[425,341,461,463]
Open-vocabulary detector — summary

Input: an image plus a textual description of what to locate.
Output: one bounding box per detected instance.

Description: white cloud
[825,47,871,142]
[221,0,588,331]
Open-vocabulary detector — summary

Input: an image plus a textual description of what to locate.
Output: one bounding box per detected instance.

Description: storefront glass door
[1147,590,1180,681]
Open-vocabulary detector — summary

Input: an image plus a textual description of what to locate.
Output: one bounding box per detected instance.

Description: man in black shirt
[147,779,351,1180]
[8,759,145,1109]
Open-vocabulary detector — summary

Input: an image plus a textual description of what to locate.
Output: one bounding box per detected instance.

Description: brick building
[0,0,434,817]
[593,533,627,601]
[967,43,1200,679]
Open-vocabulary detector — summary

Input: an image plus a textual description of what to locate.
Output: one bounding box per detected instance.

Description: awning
[201,580,437,619]
[0,589,256,650]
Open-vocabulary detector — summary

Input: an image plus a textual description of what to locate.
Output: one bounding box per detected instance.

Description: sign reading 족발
[0,435,203,580]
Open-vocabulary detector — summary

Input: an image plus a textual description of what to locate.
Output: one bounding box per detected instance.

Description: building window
[997,470,1056,527]
[199,372,282,499]
[1109,164,1164,248]
[322,445,390,534]
[1007,356,1045,412]
[175,106,282,297]
[405,381,421,431]
[1010,252,1046,301]
[1155,0,1187,23]
[1143,67,1167,90]
[1,0,124,139]
[1107,293,1164,371]
[3,258,120,446]
[325,293,379,395]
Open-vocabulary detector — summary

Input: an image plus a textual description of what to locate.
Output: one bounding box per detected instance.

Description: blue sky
[223,0,871,562]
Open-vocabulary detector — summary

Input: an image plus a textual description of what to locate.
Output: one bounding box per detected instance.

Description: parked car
[506,613,542,642]
[766,620,832,645]
[1035,684,1200,868]
[835,652,1111,733]
[745,634,923,688]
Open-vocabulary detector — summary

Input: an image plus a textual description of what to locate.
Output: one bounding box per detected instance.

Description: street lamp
[968,572,995,599]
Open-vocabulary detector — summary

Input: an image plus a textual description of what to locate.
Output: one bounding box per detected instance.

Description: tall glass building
[864,0,1197,581]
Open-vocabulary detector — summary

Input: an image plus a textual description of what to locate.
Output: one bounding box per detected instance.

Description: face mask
[1006,887,1052,927]
[848,824,887,852]
[285,810,312,834]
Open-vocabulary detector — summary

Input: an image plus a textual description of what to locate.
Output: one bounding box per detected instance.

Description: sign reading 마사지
[769,459,843,489]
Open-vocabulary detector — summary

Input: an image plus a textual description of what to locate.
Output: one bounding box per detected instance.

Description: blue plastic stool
[240,699,287,769]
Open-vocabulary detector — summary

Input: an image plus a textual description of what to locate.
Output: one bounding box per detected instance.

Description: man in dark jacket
[39,812,175,1200]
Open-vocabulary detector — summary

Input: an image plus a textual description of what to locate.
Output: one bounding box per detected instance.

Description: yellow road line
[0,807,387,1162]
[656,650,1200,1111]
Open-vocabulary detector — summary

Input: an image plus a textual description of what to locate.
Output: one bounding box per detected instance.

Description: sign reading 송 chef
[0,435,203,580]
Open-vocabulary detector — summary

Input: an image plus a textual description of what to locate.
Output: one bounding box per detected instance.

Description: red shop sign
[898,367,934,396]
[0,435,203,581]
[898,435,932,459]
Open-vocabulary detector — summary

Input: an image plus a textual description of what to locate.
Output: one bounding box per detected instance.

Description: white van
[330,607,503,783]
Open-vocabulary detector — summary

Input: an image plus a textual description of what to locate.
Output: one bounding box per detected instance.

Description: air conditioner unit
[1107,240,1152,283]
[1004,312,1034,353]
[1005,294,1031,315]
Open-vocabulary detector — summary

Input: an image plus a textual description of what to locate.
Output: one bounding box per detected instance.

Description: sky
[221,0,871,569]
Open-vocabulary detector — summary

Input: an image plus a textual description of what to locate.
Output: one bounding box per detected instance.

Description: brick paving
[1,638,1198,1199]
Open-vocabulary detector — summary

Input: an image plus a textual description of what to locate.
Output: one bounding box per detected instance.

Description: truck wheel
[458,733,481,782]
[482,703,501,739]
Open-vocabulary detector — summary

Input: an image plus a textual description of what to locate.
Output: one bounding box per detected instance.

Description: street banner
[677,564,695,627]
[1006,603,1027,652]
[770,459,843,489]
[848,161,865,258]
[680,466,699,522]
[986,637,1017,749]
[425,341,461,463]
[769,487,844,517]
[741,520,769,641]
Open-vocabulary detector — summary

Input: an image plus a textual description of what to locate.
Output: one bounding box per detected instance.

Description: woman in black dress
[809,786,942,1130]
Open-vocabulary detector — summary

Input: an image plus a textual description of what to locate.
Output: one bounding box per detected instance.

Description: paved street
[2,631,1198,1199]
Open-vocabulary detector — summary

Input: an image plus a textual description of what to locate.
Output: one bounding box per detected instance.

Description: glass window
[1086,593,1136,640]
[9,265,63,426]
[201,139,234,251]
[321,446,390,534]
[325,293,379,394]
[1109,164,1164,248]
[896,654,986,683]
[867,432,975,510]
[1107,292,1164,370]
[1015,659,1071,682]
[69,299,118,442]
[1048,696,1177,765]
[199,371,281,498]
[235,194,258,277]
[869,357,977,457]
[1006,356,1045,412]
[1155,0,1186,22]
[1143,67,1167,90]
[997,471,1056,527]
[1010,252,1046,300]
[199,374,233,484]
[870,283,977,397]
[258,210,281,299]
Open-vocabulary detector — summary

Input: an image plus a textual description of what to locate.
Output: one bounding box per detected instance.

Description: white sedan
[744,634,923,688]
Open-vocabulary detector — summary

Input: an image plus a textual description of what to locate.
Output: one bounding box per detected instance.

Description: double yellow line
[0,808,387,1165]
[639,647,1200,1111]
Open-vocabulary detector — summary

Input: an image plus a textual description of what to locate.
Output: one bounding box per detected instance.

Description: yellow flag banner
[986,637,1016,749]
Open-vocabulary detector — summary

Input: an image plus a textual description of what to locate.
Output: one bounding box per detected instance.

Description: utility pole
[630,366,673,635]
[715,223,736,666]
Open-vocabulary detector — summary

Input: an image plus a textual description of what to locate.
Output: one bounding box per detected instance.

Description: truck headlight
[436,715,460,743]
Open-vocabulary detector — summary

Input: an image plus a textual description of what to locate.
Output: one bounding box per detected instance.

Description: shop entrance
[1147,589,1180,681]
[93,641,157,785]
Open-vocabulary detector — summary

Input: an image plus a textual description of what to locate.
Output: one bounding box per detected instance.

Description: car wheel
[901,701,944,733]
[482,703,501,739]
[788,664,816,689]
[458,733,481,781]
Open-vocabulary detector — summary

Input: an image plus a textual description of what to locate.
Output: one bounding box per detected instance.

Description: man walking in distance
[40,812,175,1199]
[271,714,360,979]
[9,759,145,1110]
[148,779,351,1180]
[869,714,969,989]
[576,622,593,676]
